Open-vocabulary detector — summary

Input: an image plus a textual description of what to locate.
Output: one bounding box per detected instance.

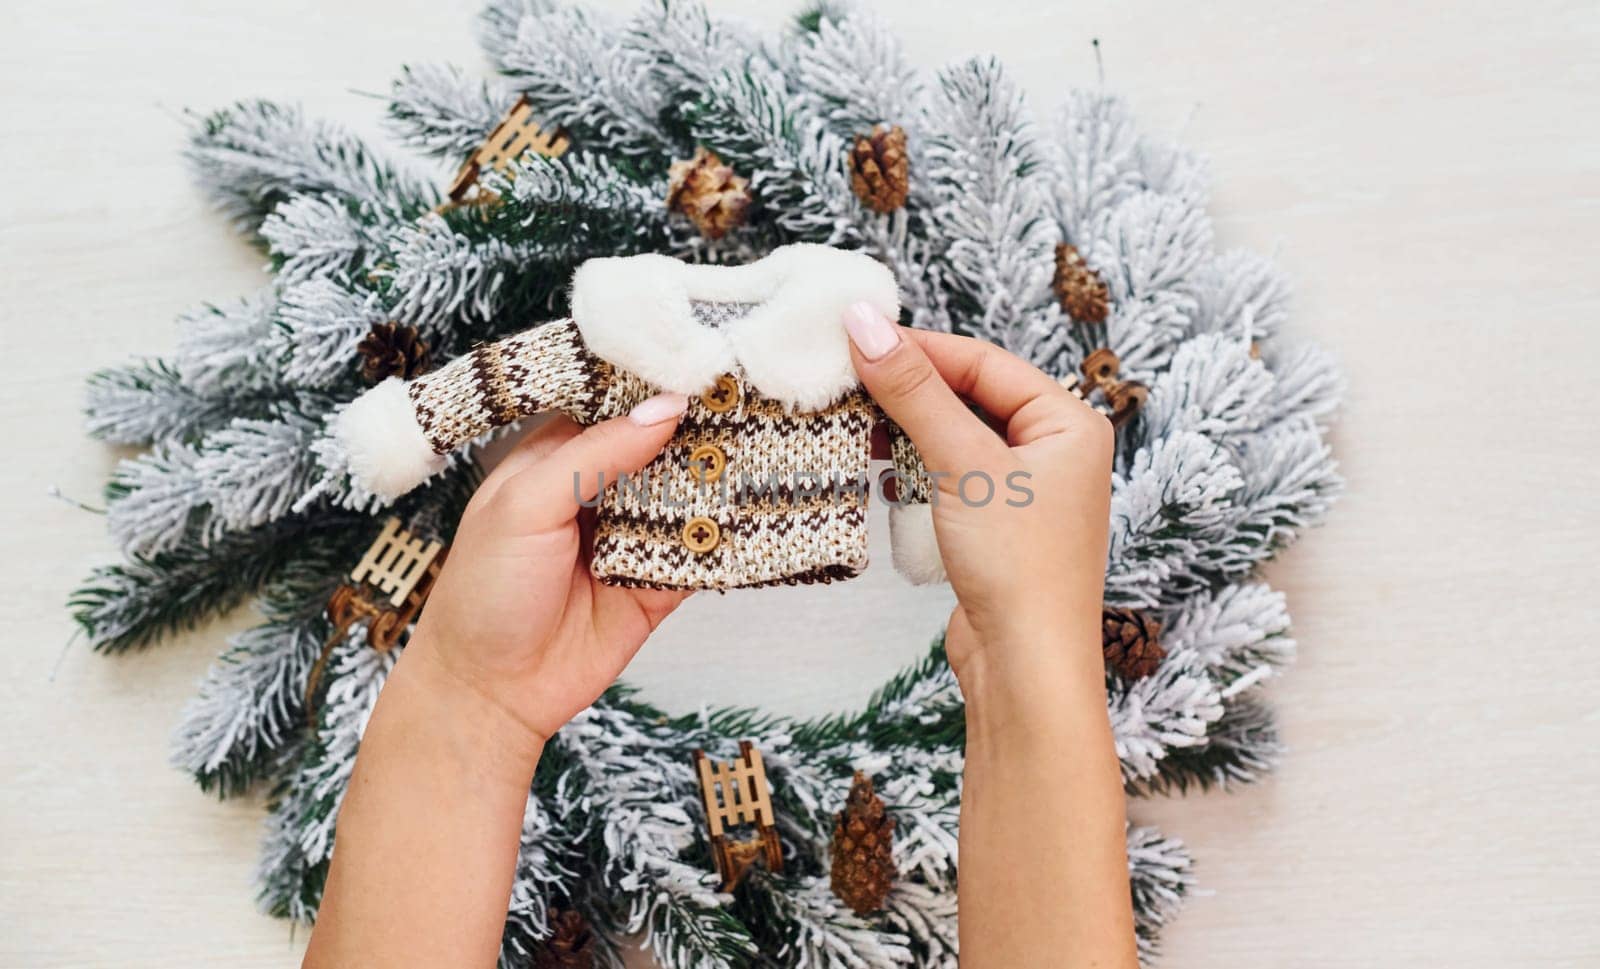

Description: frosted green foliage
[486,6,672,162]
[495,153,685,258]
[1089,192,1213,380]
[187,100,436,233]
[1108,649,1224,781]
[174,289,282,394]
[1194,248,1290,342]
[1163,582,1295,687]
[920,58,1062,363]
[107,444,208,556]
[1126,825,1193,961]
[262,196,385,285]
[687,67,857,244]
[785,2,921,137]
[275,279,387,389]
[387,63,521,160]
[172,615,326,796]
[376,215,536,330]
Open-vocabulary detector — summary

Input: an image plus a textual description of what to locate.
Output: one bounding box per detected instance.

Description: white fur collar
[568,244,900,412]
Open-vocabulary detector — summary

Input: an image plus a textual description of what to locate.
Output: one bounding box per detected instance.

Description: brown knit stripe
[707,391,873,425]
[888,428,932,503]
[593,508,860,543]
[739,478,871,511]
[409,355,494,454]
[407,384,444,453]
[722,412,872,439]
[471,343,523,425]
[596,563,860,591]
[581,353,615,420]
[591,531,709,583]
[736,391,865,421]
[590,526,863,591]
[596,476,868,526]
[598,517,734,544]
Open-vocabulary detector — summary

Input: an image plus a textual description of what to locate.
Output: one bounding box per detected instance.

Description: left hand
[403,393,693,763]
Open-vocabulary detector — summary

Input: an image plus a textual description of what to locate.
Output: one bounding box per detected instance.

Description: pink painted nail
[843,301,901,361]
[628,392,688,426]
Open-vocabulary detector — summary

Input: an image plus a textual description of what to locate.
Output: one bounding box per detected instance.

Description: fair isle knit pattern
[592,385,880,589]
[888,430,934,505]
[408,318,614,450]
[405,315,924,590]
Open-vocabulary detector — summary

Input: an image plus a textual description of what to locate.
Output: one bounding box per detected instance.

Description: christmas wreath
[73,1,1342,965]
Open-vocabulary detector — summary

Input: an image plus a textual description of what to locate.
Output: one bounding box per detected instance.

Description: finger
[591,581,693,641]
[843,302,1004,471]
[496,393,687,533]
[904,329,1092,446]
[482,415,581,486]
[469,416,581,511]
[582,581,693,694]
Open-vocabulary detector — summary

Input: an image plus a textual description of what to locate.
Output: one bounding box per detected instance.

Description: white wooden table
[3,1,1597,965]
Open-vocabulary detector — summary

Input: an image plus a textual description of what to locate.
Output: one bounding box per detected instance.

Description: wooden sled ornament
[307,518,446,722]
[693,742,783,891]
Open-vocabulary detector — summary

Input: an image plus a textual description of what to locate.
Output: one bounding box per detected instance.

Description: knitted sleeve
[408,319,606,453]
[887,423,934,505]
[334,319,607,499]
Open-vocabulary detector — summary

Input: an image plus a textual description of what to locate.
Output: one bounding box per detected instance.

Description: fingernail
[844,301,901,361]
[629,392,688,426]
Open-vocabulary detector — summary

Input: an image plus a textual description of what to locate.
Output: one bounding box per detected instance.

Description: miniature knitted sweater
[336,244,945,590]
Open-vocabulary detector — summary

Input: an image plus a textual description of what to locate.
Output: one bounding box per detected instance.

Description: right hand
[843,302,1115,692]
[403,397,692,768]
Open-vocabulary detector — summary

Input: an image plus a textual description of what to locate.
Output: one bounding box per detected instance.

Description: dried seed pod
[1102,607,1165,679]
[830,771,896,915]
[667,147,753,240]
[1053,243,1110,323]
[849,124,910,213]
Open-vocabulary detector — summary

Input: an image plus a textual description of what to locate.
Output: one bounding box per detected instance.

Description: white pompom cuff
[333,377,445,500]
[889,502,947,585]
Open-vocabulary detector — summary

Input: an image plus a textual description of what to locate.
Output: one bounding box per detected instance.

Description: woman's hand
[407,393,694,763]
[844,301,1137,969]
[305,393,689,969]
[845,302,1114,691]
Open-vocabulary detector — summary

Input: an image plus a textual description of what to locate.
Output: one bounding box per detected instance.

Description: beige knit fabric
[406,317,930,590]
[408,319,614,449]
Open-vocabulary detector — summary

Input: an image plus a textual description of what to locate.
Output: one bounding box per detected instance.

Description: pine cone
[532,908,594,969]
[830,771,896,916]
[1053,243,1110,323]
[356,322,431,383]
[849,124,910,213]
[1102,607,1165,679]
[667,147,752,240]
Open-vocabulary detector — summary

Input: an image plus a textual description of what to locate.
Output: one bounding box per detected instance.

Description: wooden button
[682,516,720,554]
[688,443,727,483]
[701,374,740,413]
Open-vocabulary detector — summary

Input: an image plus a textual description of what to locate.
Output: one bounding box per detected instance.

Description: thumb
[843,302,999,471]
[498,392,687,533]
